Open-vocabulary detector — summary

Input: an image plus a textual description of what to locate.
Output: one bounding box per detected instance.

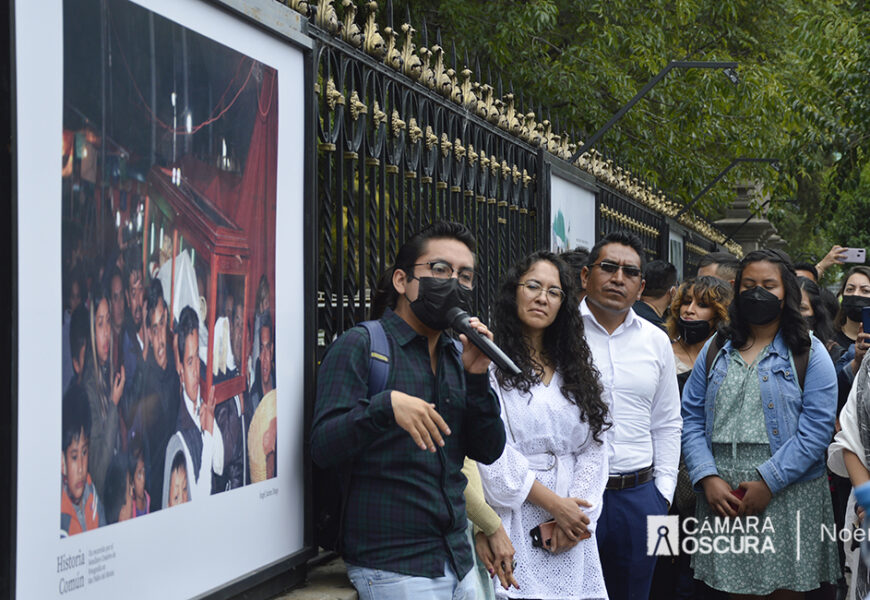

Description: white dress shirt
[580,298,682,502]
[182,387,225,500]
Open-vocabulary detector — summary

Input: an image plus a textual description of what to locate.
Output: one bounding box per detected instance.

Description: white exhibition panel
[669,230,685,282]
[15,0,306,597]
[550,174,596,252]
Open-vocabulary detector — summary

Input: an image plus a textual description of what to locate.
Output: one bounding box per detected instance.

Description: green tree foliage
[392,0,868,261]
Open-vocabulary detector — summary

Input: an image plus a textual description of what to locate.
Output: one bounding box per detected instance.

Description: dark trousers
[597,479,668,600]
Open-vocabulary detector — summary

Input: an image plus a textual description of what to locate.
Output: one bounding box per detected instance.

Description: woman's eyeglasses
[517,280,566,303]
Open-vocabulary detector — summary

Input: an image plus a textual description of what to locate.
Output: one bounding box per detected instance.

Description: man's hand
[200,385,215,435]
[111,365,125,407]
[700,475,741,518]
[458,317,493,375]
[737,480,772,516]
[547,496,592,541]
[390,391,451,451]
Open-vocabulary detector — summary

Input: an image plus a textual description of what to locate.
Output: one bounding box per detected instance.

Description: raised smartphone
[842,247,866,263]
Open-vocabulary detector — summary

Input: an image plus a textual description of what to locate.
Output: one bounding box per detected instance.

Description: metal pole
[568,60,738,164]
[721,197,773,247]
[674,158,780,221]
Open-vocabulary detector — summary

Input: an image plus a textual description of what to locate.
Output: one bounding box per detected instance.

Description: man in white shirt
[175,306,224,500]
[580,231,682,600]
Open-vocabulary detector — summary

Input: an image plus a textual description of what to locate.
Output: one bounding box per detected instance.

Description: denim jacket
[681,332,837,495]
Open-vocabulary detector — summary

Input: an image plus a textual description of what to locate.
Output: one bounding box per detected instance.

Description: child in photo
[61,384,106,537]
[166,451,190,508]
[129,435,150,516]
[103,453,134,525]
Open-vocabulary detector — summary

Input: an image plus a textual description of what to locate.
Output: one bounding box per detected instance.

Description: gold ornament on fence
[390,110,405,138]
[363,2,385,58]
[340,0,362,47]
[407,118,423,144]
[383,27,402,71]
[315,0,340,34]
[400,23,422,80]
[325,78,345,111]
[349,90,367,121]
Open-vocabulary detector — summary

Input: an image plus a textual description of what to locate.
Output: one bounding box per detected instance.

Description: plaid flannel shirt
[311,308,506,579]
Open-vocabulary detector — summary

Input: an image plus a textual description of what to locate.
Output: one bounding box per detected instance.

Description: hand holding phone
[862,306,870,338]
[730,487,746,501]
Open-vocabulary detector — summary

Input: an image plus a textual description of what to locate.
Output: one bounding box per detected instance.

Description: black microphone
[446,307,522,376]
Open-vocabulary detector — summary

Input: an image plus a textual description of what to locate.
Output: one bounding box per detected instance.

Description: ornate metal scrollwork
[407,118,423,144]
[424,125,438,150]
[325,77,345,111]
[315,0,340,34]
[287,0,310,16]
[440,133,452,158]
[459,69,476,112]
[467,144,478,166]
[383,26,402,71]
[399,23,422,80]
[348,90,367,121]
[340,0,362,47]
[454,139,466,160]
[390,110,406,137]
[363,2,386,58]
[370,100,387,129]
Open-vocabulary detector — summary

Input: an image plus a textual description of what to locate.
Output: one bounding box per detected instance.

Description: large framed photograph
[13,0,311,597]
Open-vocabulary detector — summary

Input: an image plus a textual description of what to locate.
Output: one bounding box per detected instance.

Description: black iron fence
[304,0,728,351]
[312,18,541,355]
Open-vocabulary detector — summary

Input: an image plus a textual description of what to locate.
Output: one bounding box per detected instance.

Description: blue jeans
[346,560,477,600]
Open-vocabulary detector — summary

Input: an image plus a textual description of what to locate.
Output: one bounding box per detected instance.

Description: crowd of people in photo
[312,220,870,600]
[60,222,278,537]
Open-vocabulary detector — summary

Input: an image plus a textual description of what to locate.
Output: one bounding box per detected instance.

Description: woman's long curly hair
[493,251,609,442]
[720,249,811,355]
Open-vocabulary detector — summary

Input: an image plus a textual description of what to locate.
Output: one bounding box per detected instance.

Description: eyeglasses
[412,261,475,289]
[589,261,642,279]
[517,280,566,303]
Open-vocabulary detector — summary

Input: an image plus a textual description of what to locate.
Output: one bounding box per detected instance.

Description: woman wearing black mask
[666,275,733,393]
[833,266,870,396]
[682,249,840,598]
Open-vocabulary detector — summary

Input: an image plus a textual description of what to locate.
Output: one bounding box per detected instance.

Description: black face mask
[678,318,712,345]
[841,295,870,322]
[407,276,472,331]
[738,286,783,325]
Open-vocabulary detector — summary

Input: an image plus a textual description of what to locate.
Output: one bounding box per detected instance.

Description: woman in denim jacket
[682,249,840,598]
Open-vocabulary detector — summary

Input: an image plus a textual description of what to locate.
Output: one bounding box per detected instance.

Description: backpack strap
[704,333,726,378]
[794,349,809,392]
[359,320,391,397]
